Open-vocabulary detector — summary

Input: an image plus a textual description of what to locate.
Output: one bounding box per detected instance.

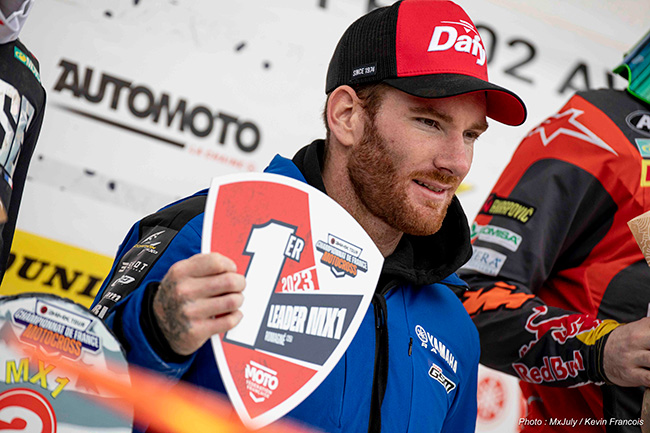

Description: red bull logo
[519,306,600,358]
[512,351,585,383]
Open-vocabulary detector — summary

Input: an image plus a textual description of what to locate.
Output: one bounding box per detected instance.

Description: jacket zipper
[367,280,396,433]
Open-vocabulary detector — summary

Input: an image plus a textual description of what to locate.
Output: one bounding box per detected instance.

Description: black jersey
[0,38,46,281]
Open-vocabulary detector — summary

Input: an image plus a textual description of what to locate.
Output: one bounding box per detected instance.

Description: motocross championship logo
[13,300,101,360]
[315,234,368,278]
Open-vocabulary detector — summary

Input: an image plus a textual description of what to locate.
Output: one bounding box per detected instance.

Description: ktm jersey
[458,89,650,432]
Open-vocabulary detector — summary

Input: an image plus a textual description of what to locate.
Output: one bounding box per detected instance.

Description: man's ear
[326,85,365,148]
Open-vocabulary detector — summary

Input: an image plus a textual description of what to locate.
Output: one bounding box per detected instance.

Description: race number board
[203,172,383,429]
[0,293,132,432]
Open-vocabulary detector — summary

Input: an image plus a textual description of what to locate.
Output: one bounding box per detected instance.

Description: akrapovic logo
[53,59,261,153]
[428,21,486,65]
[479,193,535,224]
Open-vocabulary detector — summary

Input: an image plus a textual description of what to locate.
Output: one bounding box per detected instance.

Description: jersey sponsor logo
[527,108,617,155]
[470,222,522,251]
[428,21,486,66]
[0,79,36,186]
[133,230,169,255]
[462,281,535,316]
[512,351,585,384]
[626,110,650,138]
[641,160,650,187]
[315,234,368,278]
[428,363,457,393]
[519,306,600,358]
[140,230,165,246]
[479,193,535,224]
[14,46,41,83]
[110,275,135,286]
[91,226,178,319]
[462,246,507,277]
[637,139,650,159]
[415,325,457,373]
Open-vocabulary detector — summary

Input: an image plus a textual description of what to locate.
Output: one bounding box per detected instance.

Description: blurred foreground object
[0,293,133,432]
[2,292,317,433]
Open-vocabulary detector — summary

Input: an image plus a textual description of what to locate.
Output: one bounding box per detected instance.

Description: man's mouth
[414,179,445,193]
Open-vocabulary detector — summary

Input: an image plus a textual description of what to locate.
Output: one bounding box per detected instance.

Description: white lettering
[637,114,650,131]
[428,26,486,66]
[428,26,457,51]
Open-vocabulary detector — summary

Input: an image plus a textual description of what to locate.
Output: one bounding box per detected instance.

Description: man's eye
[419,118,439,128]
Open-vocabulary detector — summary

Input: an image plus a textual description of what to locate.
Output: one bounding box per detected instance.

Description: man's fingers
[205,310,244,336]
[185,292,245,320]
[637,350,650,370]
[171,252,238,280]
[154,253,245,355]
[192,272,246,298]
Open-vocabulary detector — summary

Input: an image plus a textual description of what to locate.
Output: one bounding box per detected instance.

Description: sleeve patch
[91,226,177,318]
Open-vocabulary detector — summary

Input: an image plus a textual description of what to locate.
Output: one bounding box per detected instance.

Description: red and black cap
[325,0,527,126]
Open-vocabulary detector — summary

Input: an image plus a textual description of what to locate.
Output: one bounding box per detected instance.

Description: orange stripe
[12,341,315,433]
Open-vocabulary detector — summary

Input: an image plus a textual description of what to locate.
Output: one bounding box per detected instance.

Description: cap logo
[427,22,486,66]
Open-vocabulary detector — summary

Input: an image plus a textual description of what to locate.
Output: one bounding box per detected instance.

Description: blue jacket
[91,140,480,432]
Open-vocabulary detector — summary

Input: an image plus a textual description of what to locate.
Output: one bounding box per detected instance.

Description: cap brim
[383,74,527,126]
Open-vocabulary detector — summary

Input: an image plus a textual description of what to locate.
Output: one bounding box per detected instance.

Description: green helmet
[614,30,650,106]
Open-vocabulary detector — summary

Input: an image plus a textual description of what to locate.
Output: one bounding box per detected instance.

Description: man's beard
[347,117,459,236]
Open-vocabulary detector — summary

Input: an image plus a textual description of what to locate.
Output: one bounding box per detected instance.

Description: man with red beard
[91,1,526,432]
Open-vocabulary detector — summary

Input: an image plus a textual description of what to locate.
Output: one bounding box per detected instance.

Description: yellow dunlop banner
[0,230,113,308]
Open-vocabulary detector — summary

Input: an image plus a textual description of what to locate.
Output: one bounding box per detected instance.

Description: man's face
[348,86,488,236]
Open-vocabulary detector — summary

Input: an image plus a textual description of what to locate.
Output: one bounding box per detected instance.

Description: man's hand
[603,317,650,387]
[153,253,246,356]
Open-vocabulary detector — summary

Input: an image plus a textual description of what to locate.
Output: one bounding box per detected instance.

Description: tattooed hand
[153,253,246,356]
